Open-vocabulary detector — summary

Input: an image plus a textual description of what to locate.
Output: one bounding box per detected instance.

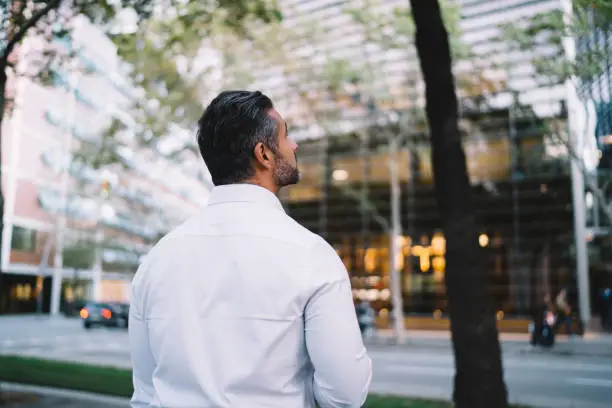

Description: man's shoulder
[136,217,195,265]
[276,210,320,240]
[142,207,323,257]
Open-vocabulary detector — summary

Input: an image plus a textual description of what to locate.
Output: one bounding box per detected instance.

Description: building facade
[577,7,612,315]
[234,0,596,319]
[0,15,210,314]
[249,0,567,139]
[282,103,575,318]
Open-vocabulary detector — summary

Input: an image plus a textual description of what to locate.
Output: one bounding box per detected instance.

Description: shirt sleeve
[129,269,156,408]
[304,238,372,408]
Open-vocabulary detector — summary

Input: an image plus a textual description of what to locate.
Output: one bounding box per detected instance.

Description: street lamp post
[36,233,54,315]
[91,220,104,302]
[93,170,116,302]
[331,87,406,343]
[387,134,406,344]
[368,103,406,343]
[92,208,114,303]
[563,0,592,326]
[50,60,78,316]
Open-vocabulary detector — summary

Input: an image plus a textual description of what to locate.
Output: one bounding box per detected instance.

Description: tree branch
[1,0,63,66]
[549,118,612,225]
[336,182,391,232]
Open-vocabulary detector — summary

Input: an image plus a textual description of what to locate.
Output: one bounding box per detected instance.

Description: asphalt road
[1,315,611,408]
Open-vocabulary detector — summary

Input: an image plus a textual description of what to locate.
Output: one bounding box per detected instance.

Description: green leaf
[496,3,611,84]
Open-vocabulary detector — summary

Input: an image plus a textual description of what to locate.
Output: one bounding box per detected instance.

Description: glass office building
[280,100,577,318]
[268,0,579,318]
[576,9,612,315]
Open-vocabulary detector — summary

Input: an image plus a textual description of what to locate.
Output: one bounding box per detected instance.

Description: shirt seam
[160,231,317,250]
[206,200,284,210]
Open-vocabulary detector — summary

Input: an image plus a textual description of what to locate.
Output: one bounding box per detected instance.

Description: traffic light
[101,179,111,197]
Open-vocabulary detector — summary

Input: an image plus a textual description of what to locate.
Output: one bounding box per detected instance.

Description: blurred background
[1,1,612,408]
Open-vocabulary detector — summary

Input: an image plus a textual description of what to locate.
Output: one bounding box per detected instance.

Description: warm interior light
[479,233,490,248]
[332,169,349,181]
[412,245,431,272]
[431,232,446,256]
[364,248,377,272]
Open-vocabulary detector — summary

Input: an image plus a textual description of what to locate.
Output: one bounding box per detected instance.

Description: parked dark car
[80,302,129,329]
[63,300,87,317]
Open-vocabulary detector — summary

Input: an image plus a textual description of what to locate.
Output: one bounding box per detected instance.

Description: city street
[1,315,612,408]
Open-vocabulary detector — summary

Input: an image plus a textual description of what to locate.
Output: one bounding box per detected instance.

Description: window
[42,148,71,173]
[51,70,70,90]
[52,33,72,52]
[79,54,99,74]
[44,109,63,127]
[72,124,98,142]
[11,226,37,252]
[75,89,96,108]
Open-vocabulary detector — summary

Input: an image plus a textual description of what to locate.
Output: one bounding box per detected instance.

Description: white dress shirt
[129,184,372,408]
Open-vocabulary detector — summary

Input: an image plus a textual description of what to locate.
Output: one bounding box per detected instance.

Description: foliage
[1,0,281,137]
[0,355,133,398]
[0,0,283,277]
[110,0,282,147]
[71,119,134,170]
[1,0,283,149]
[215,20,355,127]
[345,0,504,105]
[324,59,363,95]
[345,0,466,58]
[1,1,156,72]
[498,0,612,85]
[497,0,612,225]
[62,242,95,270]
[111,33,205,150]
[363,396,450,408]
[139,0,281,54]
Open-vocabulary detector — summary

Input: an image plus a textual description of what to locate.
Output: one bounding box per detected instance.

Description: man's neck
[238,179,279,195]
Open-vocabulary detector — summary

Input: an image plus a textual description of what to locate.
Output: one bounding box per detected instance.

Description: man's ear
[253,142,273,169]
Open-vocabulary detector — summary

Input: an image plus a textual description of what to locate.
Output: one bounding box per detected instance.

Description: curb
[364,338,612,358]
[0,382,130,406]
[514,347,612,358]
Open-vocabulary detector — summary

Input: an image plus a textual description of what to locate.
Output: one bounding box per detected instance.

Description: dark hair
[196,90,278,186]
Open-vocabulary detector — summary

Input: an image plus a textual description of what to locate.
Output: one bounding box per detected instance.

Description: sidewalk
[366,329,612,357]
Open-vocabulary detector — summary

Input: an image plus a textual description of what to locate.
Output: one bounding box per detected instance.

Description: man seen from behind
[128,90,372,408]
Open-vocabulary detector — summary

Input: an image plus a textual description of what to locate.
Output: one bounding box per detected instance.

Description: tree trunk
[0,65,7,288]
[409,1,509,408]
[0,61,6,404]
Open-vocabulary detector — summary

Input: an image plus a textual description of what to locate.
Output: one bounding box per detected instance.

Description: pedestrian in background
[357,299,376,340]
[555,288,573,337]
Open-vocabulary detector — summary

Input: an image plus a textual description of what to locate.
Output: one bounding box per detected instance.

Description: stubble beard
[274,156,300,188]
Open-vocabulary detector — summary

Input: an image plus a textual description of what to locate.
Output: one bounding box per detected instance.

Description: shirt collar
[207,184,285,213]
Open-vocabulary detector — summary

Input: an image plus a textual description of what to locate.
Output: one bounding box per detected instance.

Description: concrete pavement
[368,328,612,357]
[1,383,129,408]
[2,315,612,408]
